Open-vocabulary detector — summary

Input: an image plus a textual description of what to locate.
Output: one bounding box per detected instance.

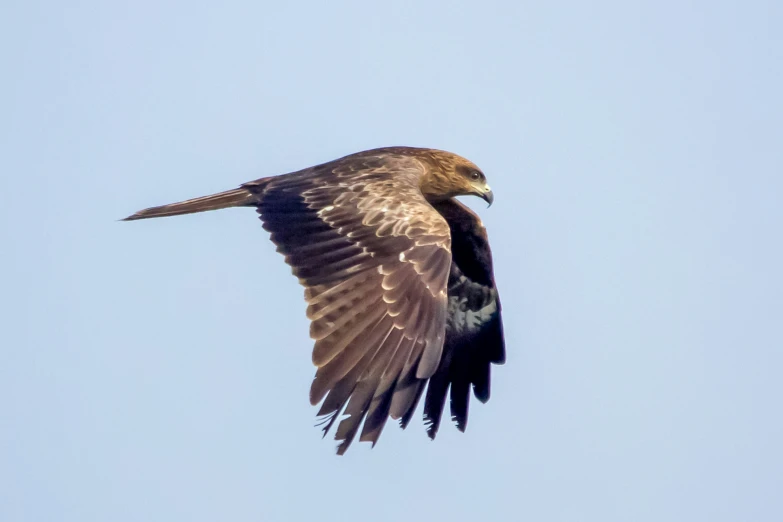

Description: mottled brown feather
[243,150,456,451]
[123,146,505,454]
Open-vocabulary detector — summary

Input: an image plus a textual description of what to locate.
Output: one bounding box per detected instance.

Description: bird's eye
[470,171,481,180]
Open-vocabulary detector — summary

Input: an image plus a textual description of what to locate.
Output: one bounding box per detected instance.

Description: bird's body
[125,146,505,454]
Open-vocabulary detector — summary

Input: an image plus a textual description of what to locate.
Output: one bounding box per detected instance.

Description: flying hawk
[124,146,505,454]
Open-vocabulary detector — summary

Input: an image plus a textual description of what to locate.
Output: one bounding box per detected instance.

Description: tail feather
[122,188,256,221]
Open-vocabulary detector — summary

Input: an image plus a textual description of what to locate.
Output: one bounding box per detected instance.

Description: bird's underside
[124,146,505,454]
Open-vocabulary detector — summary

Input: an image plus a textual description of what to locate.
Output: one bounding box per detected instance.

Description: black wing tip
[423,407,446,440]
[474,388,491,404]
[453,416,468,433]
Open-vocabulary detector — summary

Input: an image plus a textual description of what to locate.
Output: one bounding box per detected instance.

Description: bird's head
[419,151,494,206]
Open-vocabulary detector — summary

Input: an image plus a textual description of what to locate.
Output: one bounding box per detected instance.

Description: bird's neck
[419,170,458,202]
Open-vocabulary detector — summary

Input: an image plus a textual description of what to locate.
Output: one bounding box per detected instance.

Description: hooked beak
[480,186,494,207]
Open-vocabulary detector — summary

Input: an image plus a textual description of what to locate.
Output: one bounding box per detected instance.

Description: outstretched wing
[422,199,505,439]
[244,150,452,454]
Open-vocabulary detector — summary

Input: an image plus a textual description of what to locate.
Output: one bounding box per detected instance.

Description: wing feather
[312,297,387,367]
[245,151,454,452]
[423,199,506,438]
[336,327,405,453]
[311,314,395,405]
[358,335,417,446]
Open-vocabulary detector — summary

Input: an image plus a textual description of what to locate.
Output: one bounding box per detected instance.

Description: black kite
[124,146,505,454]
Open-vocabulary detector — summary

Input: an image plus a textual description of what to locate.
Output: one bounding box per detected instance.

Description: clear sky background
[2,1,781,521]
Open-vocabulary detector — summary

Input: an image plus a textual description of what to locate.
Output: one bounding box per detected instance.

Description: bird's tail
[122,188,256,221]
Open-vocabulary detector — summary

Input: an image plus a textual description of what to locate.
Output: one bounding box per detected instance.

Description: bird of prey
[124,146,505,454]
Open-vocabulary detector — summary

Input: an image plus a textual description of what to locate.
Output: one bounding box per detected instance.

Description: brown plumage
[124,146,505,454]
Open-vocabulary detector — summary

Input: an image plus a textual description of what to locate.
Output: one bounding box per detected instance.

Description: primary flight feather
[124,146,505,454]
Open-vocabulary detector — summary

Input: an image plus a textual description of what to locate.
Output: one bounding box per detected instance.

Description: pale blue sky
[2,1,782,521]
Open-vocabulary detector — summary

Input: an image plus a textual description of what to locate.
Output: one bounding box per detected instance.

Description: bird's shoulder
[244,148,451,244]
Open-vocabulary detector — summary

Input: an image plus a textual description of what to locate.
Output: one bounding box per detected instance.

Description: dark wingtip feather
[358,390,394,447]
[450,378,471,432]
[315,410,342,439]
[471,354,492,404]
[398,381,425,430]
[423,382,449,440]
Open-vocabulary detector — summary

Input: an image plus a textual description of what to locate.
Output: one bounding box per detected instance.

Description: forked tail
[122,188,256,221]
